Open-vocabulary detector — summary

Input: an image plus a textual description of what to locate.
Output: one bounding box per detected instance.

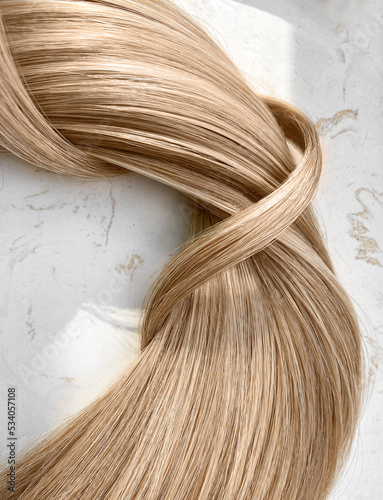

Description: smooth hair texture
[0,1,364,498]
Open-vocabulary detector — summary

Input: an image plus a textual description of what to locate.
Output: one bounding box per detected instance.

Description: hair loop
[0,1,364,499]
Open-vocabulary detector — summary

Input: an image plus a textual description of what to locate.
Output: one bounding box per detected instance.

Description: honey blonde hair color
[0,1,363,498]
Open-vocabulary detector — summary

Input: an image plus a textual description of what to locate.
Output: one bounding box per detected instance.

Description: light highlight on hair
[0,1,363,498]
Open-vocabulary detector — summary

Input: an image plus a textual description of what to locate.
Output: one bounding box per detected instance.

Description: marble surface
[0,0,382,497]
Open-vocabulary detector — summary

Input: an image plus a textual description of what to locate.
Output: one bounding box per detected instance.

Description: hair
[0,1,364,498]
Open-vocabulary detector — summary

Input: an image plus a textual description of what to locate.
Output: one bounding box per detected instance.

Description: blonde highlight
[0,1,364,498]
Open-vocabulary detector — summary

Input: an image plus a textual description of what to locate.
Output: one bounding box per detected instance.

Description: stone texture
[0,0,382,497]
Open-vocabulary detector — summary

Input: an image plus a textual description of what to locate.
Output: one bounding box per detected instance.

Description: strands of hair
[0,1,364,498]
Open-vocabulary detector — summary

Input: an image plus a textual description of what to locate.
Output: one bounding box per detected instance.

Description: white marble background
[0,0,382,498]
